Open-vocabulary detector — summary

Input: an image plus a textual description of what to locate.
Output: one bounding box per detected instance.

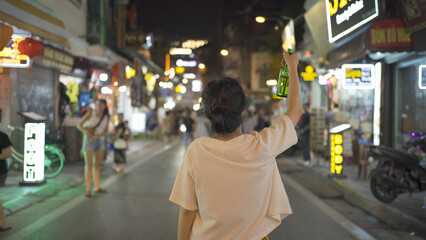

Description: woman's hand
[283,50,299,70]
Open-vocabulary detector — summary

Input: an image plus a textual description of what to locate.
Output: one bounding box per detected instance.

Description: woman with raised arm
[170,50,302,240]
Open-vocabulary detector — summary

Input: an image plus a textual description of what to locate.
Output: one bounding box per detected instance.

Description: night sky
[136,0,295,41]
[137,0,222,40]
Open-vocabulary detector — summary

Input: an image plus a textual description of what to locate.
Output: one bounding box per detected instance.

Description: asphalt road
[3,142,371,240]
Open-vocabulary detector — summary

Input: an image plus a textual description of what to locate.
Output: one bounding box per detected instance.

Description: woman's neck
[211,127,243,141]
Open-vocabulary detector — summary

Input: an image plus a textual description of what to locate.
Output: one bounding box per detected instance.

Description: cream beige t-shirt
[170,114,298,240]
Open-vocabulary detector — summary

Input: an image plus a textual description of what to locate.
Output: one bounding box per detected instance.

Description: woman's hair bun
[210,98,230,115]
[201,77,246,134]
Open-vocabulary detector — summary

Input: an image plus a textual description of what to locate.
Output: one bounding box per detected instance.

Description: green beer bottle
[276,48,293,98]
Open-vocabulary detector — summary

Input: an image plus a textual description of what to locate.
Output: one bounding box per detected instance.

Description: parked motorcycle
[369,135,426,203]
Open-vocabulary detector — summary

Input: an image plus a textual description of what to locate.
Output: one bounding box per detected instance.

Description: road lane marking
[282,173,377,240]
[5,141,179,240]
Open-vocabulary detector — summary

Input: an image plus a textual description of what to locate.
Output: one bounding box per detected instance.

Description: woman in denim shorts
[78,99,110,197]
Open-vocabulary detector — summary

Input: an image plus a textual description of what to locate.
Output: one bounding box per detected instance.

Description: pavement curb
[322,171,426,237]
[2,140,162,217]
[3,175,84,217]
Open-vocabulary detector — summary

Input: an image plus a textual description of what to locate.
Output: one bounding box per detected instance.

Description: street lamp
[255,15,295,50]
[220,49,229,56]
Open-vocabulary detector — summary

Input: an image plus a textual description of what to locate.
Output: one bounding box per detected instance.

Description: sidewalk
[276,153,426,238]
[0,138,163,217]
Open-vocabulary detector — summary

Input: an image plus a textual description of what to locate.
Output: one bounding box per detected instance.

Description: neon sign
[23,123,45,182]
[0,35,30,68]
[330,133,343,175]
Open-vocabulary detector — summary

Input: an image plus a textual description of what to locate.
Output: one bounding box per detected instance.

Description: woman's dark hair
[201,77,246,134]
[98,99,110,119]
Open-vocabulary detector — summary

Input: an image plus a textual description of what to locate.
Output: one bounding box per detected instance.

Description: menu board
[342,64,375,89]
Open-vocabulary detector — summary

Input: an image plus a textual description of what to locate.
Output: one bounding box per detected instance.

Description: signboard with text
[33,46,74,73]
[330,133,343,175]
[0,34,30,68]
[23,123,45,182]
[342,64,375,89]
[325,0,379,43]
[399,0,426,34]
[419,65,426,90]
[368,19,413,51]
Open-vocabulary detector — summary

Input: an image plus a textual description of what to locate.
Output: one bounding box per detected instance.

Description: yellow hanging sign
[301,65,318,81]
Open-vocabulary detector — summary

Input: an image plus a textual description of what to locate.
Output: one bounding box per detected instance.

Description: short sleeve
[169,155,198,211]
[258,114,298,157]
[0,132,12,150]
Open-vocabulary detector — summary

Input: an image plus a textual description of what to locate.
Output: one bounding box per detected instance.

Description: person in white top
[170,51,303,240]
[78,99,110,197]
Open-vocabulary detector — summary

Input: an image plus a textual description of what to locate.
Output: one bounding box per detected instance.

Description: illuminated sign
[192,80,202,92]
[182,40,208,49]
[183,73,196,79]
[175,66,185,74]
[145,72,157,92]
[129,112,146,133]
[369,19,412,50]
[419,65,426,90]
[301,65,318,81]
[330,133,343,175]
[282,19,295,51]
[126,66,136,79]
[23,123,45,182]
[325,0,379,43]
[176,59,197,67]
[342,64,375,89]
[169,48,192,55]
[0,35,30,68]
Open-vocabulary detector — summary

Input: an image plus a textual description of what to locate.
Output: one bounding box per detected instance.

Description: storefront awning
[0,0,68,47]
[326,28,367,69]
[326,18,417,68]
[119,47,164,76]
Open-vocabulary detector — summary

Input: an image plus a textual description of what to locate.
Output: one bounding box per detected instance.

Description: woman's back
[171,114,297,239]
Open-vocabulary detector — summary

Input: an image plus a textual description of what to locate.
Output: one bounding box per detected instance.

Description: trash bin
[63,117,84,163]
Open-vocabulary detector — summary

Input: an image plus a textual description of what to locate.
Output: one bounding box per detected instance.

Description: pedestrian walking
[112,113,126,173]
[78,99,110,197]
[0,202,11,232]
[254,109,271,132]
[180,108,195,149]
[194,110,211,139]
[160,111,174,143]
[124,120,131,149]
[299,103,311,164]
[170,50,303,239]
[0,109,12,187]
[242,109,258,134]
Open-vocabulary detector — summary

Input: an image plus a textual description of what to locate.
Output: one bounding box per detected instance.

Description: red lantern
[18,38,43,57]
[0,23,13,51]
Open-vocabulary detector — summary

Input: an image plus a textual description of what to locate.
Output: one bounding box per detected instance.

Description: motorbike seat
[383,147,419,163]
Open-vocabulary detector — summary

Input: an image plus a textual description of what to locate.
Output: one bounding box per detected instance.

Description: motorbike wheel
[370,171,398,203]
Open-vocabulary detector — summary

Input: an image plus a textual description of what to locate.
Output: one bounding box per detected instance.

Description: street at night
[0,139,423,239]
[1,0,426,239]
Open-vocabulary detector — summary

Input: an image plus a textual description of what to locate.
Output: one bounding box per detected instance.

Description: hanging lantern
[18,38,43,58]
[0,23,13,51]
